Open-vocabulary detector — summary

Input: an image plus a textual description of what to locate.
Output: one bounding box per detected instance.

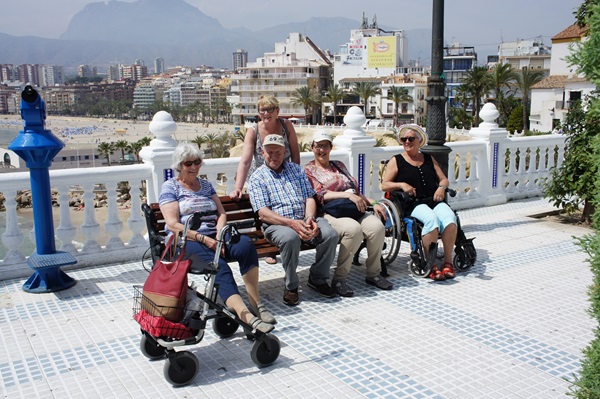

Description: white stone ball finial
[343,106,367,137]
[149,111,177,147]
[479,103,500,128]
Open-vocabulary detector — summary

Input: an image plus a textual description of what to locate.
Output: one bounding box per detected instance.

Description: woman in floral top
[304,131,393,297]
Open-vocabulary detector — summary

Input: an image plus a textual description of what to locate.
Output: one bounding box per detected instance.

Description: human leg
[264,224,301,305]
[324,214,361,296]
[306,217,338,298]
[433,202,458,279]
[410,204,444,281]
[360,214,393,290]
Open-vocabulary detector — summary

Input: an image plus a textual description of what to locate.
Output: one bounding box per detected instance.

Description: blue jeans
[264,217,338,290]
[185,234,258,302]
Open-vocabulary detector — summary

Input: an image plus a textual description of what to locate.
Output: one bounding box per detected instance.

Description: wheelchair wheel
[378,198,402,265]
[163,351,199,387]
[140,334,166,360]
[251,334,281,368]
[212,314,239,338]
[408,242,437,277]
[454,238,476,271]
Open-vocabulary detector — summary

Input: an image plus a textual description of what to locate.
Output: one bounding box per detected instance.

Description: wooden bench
[142,194,314,263]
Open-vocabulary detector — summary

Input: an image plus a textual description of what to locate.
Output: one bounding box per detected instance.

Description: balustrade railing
[0,104,566,281]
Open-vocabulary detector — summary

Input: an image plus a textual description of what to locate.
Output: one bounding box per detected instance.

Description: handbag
[142,234,191,322]
[322,162,365,220]
[323,198,364,219]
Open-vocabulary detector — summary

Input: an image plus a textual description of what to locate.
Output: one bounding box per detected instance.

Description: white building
[529,24,596,132]
[498,37,551,71]
[231,32,332,124]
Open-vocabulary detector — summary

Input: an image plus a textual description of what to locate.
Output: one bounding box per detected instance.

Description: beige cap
[312,130,332,143]
[263,134,285,147]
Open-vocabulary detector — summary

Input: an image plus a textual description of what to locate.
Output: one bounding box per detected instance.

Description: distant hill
[0,0,433,72]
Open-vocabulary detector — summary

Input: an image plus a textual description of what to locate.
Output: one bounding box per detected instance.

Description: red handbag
[142,235,191,322]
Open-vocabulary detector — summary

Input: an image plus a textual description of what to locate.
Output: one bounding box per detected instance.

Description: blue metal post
[8,85,77,293]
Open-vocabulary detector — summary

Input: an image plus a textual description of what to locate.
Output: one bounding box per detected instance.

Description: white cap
[312,130,332,143]
[263,134,285,147]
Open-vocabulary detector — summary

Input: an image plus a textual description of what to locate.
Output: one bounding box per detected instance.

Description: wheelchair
[374,189,476,278]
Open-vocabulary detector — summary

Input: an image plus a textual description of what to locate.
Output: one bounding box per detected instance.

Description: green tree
[506,104,523,134]
[291,86,316,124]
[352,82,380,115]
[323,83,347,125]
[388,86,413,127]
[489,63,518,126]
[97,142,115,166]
[461,66,493,126]
[114,140,130,162]
[515,67,545,132]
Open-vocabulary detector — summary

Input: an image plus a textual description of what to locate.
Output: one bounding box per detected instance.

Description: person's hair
[172,142,204,172]
[257,95,279,110]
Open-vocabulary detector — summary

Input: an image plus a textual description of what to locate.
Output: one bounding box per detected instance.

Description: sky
[2,0,582,50]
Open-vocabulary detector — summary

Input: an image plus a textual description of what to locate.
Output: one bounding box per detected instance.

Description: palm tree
[191,135,207,152]
[352,82,380,115]
[202,132,219,157]
[515,67,545,133]
[291,86,316,124]
[489,64,518,126]
[129,141,143,163]
[323,83,347,125]
[461,66,493,126]
[114,140,130,163]
[97,142,115,166]
[388,86,413,127]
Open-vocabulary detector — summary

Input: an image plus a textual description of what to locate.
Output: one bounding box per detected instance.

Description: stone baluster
[467,150,480,198]
[127,181,147,247]
[455,151,468,199]
[80,182,101,253]
[516,146,527,192]
[104,181,124,250]
[506,149,518,193]
[1,190,25,264]
[55,183,77,254]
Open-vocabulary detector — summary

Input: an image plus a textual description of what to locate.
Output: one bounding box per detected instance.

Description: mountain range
[0,0,432,73]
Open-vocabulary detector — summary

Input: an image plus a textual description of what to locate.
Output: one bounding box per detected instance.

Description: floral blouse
[304,160,359,205]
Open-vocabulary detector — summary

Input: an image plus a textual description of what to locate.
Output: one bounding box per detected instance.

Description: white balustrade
[0,105,567,281]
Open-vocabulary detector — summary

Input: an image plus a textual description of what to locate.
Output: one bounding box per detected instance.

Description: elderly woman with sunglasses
[229,95,301,264]
[381,125,458,281]
[159,142,276,332]
[304,131,394,296]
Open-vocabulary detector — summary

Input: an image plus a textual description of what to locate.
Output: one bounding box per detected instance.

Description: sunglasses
[182,159,201,167]
[258,107,276,114]
[400,136,417,143]
[313,143,331,150]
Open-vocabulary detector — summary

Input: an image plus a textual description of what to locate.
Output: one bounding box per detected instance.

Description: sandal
[249,316,275,334]
[265,256,277,265]
[365,275,394,290]
[442,262,456,279]
[249,302,277,324]
[428,268,446,281]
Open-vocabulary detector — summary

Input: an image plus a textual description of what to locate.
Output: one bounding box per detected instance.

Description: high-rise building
[77,64,97,78]
[232,49,248,71]
[443,44,477,108]
[154,58,165,75]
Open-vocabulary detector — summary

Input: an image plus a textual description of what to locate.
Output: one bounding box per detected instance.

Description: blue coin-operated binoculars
[8,85,77,293]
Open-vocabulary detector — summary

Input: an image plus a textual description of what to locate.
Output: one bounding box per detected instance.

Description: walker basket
[132,286,195,340]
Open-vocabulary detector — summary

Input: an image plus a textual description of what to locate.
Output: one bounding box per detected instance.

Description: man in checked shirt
[249,134,338,306]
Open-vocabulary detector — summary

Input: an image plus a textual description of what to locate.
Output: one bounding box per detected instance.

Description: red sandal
[441,262,456,279]
[429,268,446,281]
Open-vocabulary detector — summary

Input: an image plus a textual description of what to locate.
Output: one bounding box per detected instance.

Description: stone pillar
[333,106,377,198]
[139,111,178,203]
[470,103,509,206]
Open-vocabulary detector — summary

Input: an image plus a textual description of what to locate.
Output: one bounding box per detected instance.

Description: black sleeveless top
[393,152,439,206]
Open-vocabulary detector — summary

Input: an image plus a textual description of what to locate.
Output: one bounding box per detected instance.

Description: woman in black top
[381,125,457,281]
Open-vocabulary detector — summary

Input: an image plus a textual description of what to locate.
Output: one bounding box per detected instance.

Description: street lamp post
[422,0,451,176]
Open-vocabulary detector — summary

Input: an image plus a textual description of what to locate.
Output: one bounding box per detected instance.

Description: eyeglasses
[400,136,417,143]
[182,159,201,167]
[313,143,331,150]
[258,107,276,114]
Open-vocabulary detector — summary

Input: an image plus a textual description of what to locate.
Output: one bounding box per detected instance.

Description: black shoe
[307,277,336,298]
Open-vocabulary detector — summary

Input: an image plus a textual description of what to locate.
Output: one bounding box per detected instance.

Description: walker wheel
[163,351,199,387]
[251,334,280,368]
[212,314,239,338]
[140,334,165,360]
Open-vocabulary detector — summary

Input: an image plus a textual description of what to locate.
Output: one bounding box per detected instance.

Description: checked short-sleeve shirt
[248,161,315,221]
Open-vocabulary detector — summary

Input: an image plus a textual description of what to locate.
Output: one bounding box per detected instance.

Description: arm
[160,201,200,242]
[380,156,416,196]
[257,205,316,241]
[198,194,227,254]
[229,126,256,200]
[431,157,450,202]
[285,120,301,164]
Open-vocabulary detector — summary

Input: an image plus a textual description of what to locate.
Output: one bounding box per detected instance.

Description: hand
[433,186,445,202]
[348,193,367,213]
[229,188,242,201]
[290,219,318,241]
[203,236,225,256]
[402,184,417,197]
[373,203,387,221]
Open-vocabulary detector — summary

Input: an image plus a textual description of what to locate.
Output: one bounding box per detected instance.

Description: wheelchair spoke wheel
[163,351,199,387]
[378,199,402,266]
[408,258,432,277]
[140,333,166,360]
[212,314,239,338]
[251,334,281,368]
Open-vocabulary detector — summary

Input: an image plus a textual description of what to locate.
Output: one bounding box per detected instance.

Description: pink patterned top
[304,160,359,205]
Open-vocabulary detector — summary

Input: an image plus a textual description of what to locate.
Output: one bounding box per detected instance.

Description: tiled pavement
[0,197,596,398]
